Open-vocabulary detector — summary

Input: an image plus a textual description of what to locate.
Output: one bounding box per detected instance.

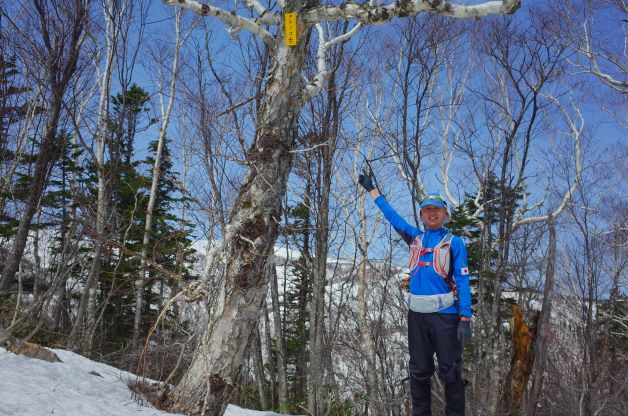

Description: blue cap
[419,194,447,208]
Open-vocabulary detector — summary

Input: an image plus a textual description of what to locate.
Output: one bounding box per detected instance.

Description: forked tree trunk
[160,1,522,414]
[166,36,309,415]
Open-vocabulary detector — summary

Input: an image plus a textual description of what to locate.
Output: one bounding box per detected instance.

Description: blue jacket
[375,195,472,318]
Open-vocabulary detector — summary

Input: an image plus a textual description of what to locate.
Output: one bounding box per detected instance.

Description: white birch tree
[67,0,128,350]
[133,8,184,349]
[545,0,627,95]
[162,0,521,413]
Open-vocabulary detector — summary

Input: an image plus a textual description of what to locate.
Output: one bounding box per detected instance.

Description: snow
[223,405,302,416]
[0,348,299,416]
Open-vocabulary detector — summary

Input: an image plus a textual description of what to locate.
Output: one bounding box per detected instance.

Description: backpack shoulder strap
[445,234,459,300]
[433,233,456,290]
[408,234,423,271]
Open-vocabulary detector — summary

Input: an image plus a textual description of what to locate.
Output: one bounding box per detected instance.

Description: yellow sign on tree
[284,13,297,46]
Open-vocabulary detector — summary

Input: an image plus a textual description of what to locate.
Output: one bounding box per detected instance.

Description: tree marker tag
[285,13,297,46]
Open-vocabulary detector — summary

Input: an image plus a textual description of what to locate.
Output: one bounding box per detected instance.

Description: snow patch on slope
[0,347,299,416]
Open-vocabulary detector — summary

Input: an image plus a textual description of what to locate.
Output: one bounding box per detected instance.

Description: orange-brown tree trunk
[500,303,539,414]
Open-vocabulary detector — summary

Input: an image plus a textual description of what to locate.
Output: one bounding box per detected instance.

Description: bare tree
[299,22,358,413]
[527,214,557,415]
[0,0,88,303]
[67,0,129,351]
[545,0,627,95]
[563,149,628,416]
[355,143,385,416]
[0,26,46,230]
[379,16,466,216]
[267,259,288,409]
[453,19,573,414]
[132,8,185,349]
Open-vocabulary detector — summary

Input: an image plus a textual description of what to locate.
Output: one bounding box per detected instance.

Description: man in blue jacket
[359,168,472,416]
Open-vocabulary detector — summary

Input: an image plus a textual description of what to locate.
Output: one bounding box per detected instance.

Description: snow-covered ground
[0,347,298,416]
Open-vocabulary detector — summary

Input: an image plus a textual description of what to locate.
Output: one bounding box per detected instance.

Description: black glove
[358,168,376,192]
[457,320,472,346]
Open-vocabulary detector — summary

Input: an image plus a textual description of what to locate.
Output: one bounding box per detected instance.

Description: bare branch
[162,0,276,43]
[303,23,362,98]
[306,0,520,25]
[242,0,268,16]
[164,0,520,45]
[512,94,583,231]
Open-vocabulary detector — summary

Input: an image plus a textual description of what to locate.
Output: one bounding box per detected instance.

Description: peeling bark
[500,303,538,413]
[166,36,309,415]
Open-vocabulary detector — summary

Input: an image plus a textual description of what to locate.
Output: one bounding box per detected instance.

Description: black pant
[408,311,465,416]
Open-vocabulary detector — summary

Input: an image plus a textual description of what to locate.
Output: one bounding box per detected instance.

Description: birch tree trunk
[307,146,332,416]
[296,183,311,401]
[251,324,269,408]
[172,127,191,323]
[261,299,277,409]
[67,0,118,350]
[31,215,42,300]
[166,32,310,415]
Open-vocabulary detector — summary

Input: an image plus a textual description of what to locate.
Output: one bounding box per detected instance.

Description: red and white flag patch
[460,267,469,275]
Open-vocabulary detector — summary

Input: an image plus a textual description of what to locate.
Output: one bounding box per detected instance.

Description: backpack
[407,233,457,297]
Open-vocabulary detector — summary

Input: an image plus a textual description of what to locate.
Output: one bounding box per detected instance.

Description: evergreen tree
[275,200,312,410]
[469,172,524,296]
[83,85,152,352]
[138,136,196,337]
[447,194,483,305]
[83,85,195,352]
[43,133,85,333]
[110,84,151,167]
